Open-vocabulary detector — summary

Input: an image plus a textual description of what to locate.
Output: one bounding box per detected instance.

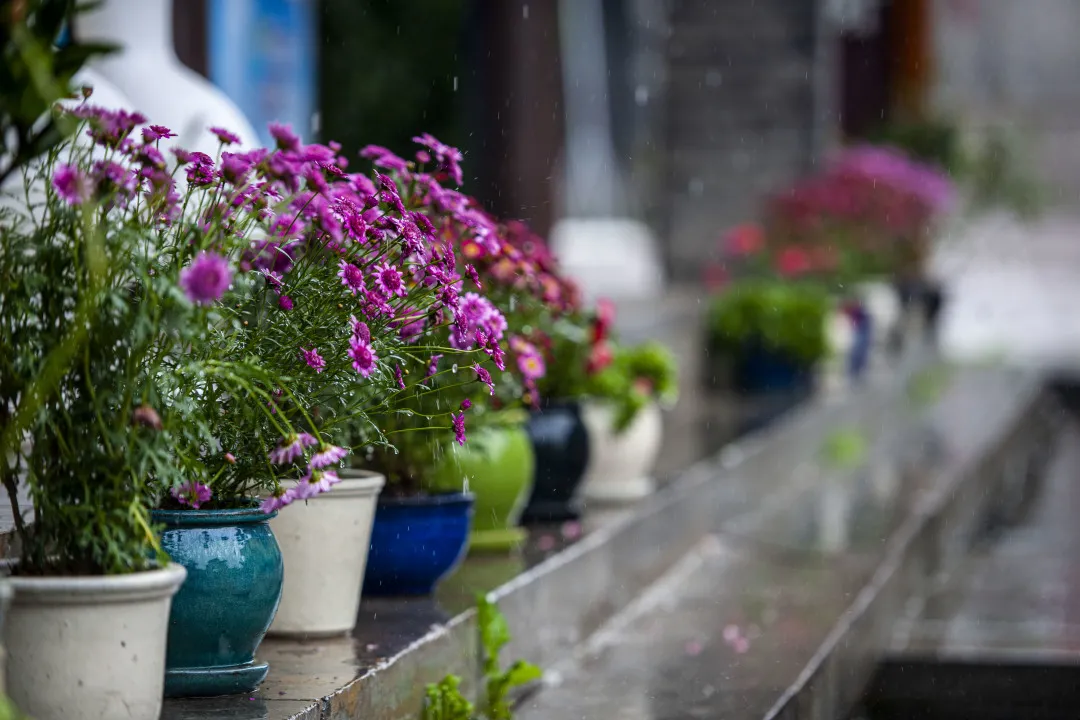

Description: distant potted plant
[578,332,678,503]
[706,278,830,395]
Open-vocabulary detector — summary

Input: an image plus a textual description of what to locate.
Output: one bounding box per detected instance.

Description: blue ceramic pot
[153,506,283,698]
[520,401,590,524]
[732,338,815,396]
[363,492,474,596]
[847,304,873,380]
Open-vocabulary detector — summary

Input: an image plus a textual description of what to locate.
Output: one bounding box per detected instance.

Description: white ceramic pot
[580,401,662,503]
[268,469,384,638]
[4,563,186,720]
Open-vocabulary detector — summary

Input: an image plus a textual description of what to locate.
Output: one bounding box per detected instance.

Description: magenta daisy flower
[142,125,176,142]
[179,252,232,305]
[348,337,378,378]
[338,260,365,295]
[171,480,213,510]
[474,363,495,395]
[260,487,288,513]
[278,294,294,311]
[301,347,326,373]
[269,432,318,465]
[461,398,472,410]
[394,364,405,390]
[268,122,302,152]
[309,444,349,469]
[209,126,241,145]
[452,412,467,446]
[349,315,371,343]
[427,354,443,378]
[52,164,93,205]
[372,262,406,298]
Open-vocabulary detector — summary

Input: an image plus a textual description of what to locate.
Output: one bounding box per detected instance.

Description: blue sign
[208,0,315,148]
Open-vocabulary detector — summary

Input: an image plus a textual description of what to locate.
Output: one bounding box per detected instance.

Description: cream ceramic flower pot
[580,401,662,503]
[268,469,384,638]
[4,563,187,720]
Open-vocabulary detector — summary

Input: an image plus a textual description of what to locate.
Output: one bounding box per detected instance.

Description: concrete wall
[661,0,834,282]
[931,0,1080,206]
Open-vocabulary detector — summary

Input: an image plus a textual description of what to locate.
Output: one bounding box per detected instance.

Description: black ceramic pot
[520,401,589,524]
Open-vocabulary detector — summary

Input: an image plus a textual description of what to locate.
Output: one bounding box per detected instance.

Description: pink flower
[260,488,288,514]
[302,347,325,373]
[776,246,812,277]
[348,337,378,377]
[179,252,232,305]
[372,262,406,298]
[268,122,302,152]
[209,126,241,145]
[474,363,495,395]
[724,223,766,256]
[517,352,546,381]
[426,354,443,377]
[452,412,467,446]
[394,364,406,390]
[171,480,213,510]
[278,294,294,311]
[142,125,175,142]
[338,260,365,295]
[309,444,348,469]
[269,432,318,465]
[52,164,93,205]
[350,315,371,343]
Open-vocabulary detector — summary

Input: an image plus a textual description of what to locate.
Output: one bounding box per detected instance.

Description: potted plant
[706,278,830,396]
[579,338,679,503]
[0,107,196,719]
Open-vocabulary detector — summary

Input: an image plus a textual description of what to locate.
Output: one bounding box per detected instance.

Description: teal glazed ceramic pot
[153,506,284,698]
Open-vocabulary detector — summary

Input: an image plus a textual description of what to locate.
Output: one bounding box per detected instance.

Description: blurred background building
[168,0,1077,311]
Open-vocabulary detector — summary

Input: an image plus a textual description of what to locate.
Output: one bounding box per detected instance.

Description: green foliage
[966,127,1045,220]
[907,363,953,408]
[0,694,26,720]
[870,118,964,177]
[821,429,867,469]
[587,341,679,434]
[422,595,542,720]
[706,279,830,364]
[0,0,114,185]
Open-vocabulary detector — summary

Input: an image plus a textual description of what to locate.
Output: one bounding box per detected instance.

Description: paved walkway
[935,212,1080,367]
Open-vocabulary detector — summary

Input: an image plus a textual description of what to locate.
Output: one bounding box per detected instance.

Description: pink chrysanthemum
[338,260,365,295]
[348,337,378,378]
[474,363,495,395]
[302,347,325,373]
[209,126,241,145]
[279,294,294,311]
[452,413,467,446]
[372,262,406,298]
[179,252,232,305]
[52,164,93,205]
[171,480,213,510]
[269,432,318,465]
[350,315,371,343]
[309,444,349,469]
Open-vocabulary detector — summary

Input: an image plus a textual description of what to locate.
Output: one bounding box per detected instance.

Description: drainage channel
[514,370,1053,720]
[853,415,1080,720]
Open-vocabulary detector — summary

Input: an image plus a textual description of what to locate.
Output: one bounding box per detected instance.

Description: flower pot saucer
[519,498,582,525]
[468,527,528,554]
[164,660,269,698]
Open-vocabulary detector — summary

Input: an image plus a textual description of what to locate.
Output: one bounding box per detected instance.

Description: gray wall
[932,0,1080,206]
[660,0,834,282]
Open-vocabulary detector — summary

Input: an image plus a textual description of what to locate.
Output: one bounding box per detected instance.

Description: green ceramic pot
[153,506,284,698]
[432,423,535,553]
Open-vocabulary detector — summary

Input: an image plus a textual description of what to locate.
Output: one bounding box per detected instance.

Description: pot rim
[282,469,386,499]
[377,491,475,508]
[6,562,187,606]
[152,503,276,526]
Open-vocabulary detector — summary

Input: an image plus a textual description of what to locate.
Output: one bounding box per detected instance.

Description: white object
[4,563,186,720]
[819,307,855,397]
[75,0,260,158]
[579,401,663,504]
[550,218,665,302]
[268,470,385,638]
[857,281,901,348]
